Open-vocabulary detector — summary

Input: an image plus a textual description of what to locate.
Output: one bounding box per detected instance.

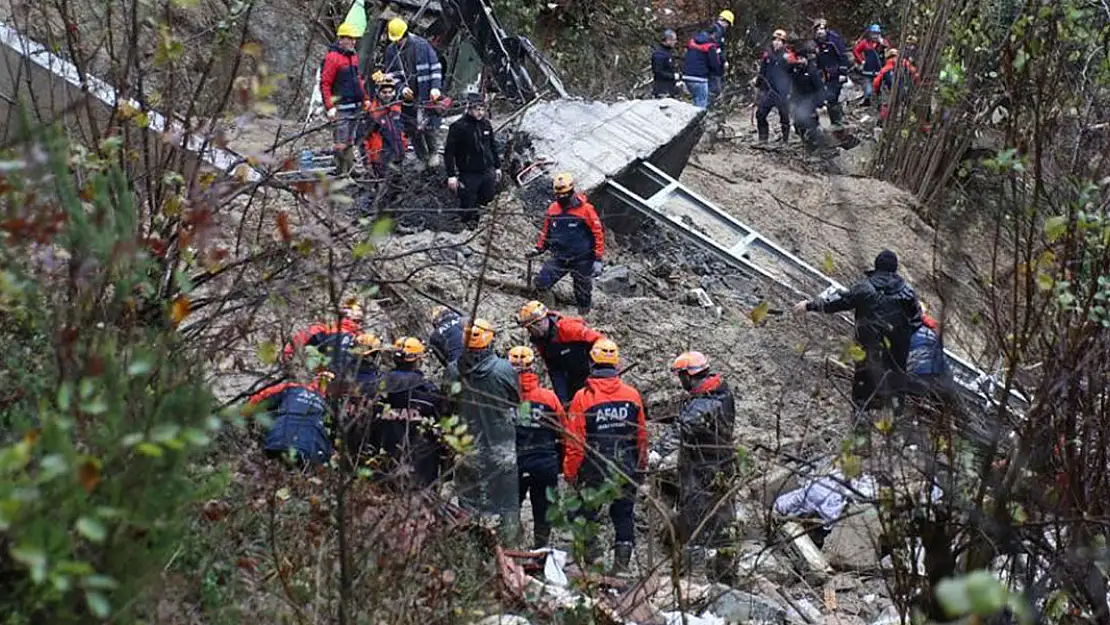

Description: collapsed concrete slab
[517,98,704,225]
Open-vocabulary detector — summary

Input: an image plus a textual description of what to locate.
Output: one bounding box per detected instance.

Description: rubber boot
[757,130,769,143]
[426,134,442,168]
[780,125,791,143]
[611,542,633,576]
[533,525,551,550]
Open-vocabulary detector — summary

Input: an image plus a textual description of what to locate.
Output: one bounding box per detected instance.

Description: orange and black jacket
[564,368,648,483]
[248,381,332,464]
[535,193,605,262]
[873,57,921,96]
[529,313,605,396]
[364,98,406,165]
[283,318,363,371]
[516,372,569,473]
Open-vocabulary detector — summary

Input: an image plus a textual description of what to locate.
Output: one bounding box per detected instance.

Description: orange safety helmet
[508,345,536,371]
[465,318,495,350]
[518,300,549,327]
[553,172,575,195]
[393,336,426,362]
[590,339,620,366]
[671,351,710,375]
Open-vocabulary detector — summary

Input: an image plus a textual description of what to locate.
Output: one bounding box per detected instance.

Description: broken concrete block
[706,585,792,624]
[823,505,882,571]
[472,616,533,625]
[686,287,714,308]
[778,521,833,580]
[596,265,639,296]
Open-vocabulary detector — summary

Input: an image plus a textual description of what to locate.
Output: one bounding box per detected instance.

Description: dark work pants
[519,465,559,541]
[535,256,594,311]
[792,95,822,147]
[574,479,636,544]
[756,91,790,141]
[457,170,497,224]
[678,462,734,547]
[825,81,845,126]
[402,104,441,161]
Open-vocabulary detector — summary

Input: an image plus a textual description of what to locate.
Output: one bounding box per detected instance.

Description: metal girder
[604,160,1030,413]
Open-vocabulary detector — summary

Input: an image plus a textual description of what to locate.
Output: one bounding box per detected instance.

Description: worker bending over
[519,300,605,405]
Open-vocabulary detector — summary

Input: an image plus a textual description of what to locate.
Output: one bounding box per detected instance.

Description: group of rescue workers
[652,11,922,146]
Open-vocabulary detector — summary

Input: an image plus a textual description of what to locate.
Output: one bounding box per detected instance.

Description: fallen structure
[0,22,259,182]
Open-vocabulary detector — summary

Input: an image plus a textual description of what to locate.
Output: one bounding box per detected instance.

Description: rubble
[822,505,883,571]
[778,521,833,579]
[596,265,642,297]
[706,585,795,624]
[472,616,533,625]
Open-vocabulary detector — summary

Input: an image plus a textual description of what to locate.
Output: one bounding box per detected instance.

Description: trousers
[756,91,790,141]
[535,256,594,311]
[519,466,559,541]
[457,170,497,224]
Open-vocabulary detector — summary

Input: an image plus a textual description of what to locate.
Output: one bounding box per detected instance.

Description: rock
[471,616,533,625]
[823,504,882,570]
[596,265,640,296]
[869,605,901,625]
[825,614,866,625]
[686,287,714,308]
[735,541,791,584]
[706,586,792,624]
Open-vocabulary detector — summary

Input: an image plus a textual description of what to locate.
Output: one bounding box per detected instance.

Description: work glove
[526,248,544,259]
[326,107,338,121]
[447,176,459,191]
[402,87,414,101]
[839,74,848,84]
[430,88,442,101]
[494,169,502,183]
[592,260,603,277]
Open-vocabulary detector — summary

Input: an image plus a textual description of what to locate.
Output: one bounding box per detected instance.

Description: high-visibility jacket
[515,371,569,474]
[564,368,647,483]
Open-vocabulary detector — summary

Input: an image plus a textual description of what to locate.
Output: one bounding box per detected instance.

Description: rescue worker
[363,71,406,179]
[754,29,794,143]
[443,91,501,227]
[789,41,827,150]
[283,297,366,373]
[456,318,521,544]
[682,30,721,109]
[873,48,921,122]
[564,339,648,574]
[813,18,851,128]
[518,300,606,405]
[853,24,890,107]
[906,305,954,400]
[651,29,682,98]
[249,370,335,466]
[709,10,735,100]
[348,331,386,393]
[509,345,569,549]
[902,34,919,63]
[383,18,444,168]
[320,23,372,176]
[793,250,923,413]
[670,351,736,577]
[347,337,449,491]
[528,173,606,315]
[427,305,464,376]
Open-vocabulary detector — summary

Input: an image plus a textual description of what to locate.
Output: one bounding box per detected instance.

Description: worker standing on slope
[754,29,794,143]
[528,173,606,315]
[362,72,406,180]
[682,29,721,109]
[509,345,569,549]
[249,371,335,466]
[853,24,890,107]
[347,337,449,491]
[651,29,682,98]
[518,300,605,405]
[873,48,921,122]
[455,319,521,544]
[443,91,501,227]
[383,18,444,168]
[564,339,648,574]
[709,10,735,101]
[320,23,372,176]
[813,18,851,128]
[789,40,827,150]
[670,351,737,580]
[426,305,464,378]
[793,250,922,415]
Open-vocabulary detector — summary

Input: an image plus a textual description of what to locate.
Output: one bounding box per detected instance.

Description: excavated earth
[192,97,1002,624]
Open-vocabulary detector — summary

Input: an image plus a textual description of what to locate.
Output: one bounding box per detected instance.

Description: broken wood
[779,520,833,578]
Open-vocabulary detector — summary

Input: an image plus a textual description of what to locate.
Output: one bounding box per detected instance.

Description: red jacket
[248,380,324,406]
[517,372,570,467]
[873,57,921,94]
[320,45,368,109]
[283,318,362,361]
[535,193,605,261]
[564,369,647,482]
[852,37,890,72]
[520,372,568,423]
[363,98,406,165]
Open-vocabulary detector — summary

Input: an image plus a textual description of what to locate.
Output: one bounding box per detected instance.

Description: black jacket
[791,58,826,99]
[678,375,736,469]
[444,114,500,177]
[759,49,794,96]
[651,44,680,96]
[808,270,922,371]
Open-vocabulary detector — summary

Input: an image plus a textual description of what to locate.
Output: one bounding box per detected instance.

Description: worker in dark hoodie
[793,250,923,414]
[682,30,721,109]
[455,318,521,544]
[651,29,682,98]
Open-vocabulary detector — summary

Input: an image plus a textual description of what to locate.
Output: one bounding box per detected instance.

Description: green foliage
[0,123,220,623]
[934,570,1031,623]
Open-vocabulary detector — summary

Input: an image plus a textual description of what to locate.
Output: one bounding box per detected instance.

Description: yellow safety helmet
[393,336,426,362]
[773,29,788,41]
[671,351,710,375]
[553,172,575,195]
[351,332,383,355]
[429,305,450,323]
[314,370,336,391]
[719,9,735,25]
[387,17,408,42]
[590,339,620,366]
[337,22,360,39]
[508,345,536,371]
[518,300,549,327]
[465,318,495,350]
[341,296,364,322]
